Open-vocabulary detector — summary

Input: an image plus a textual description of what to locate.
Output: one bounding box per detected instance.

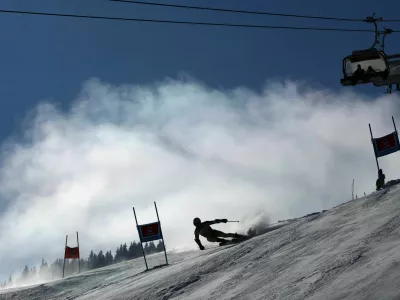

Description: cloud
[0,77,399,282]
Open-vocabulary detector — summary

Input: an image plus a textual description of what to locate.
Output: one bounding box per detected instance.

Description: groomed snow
[2,184,400,299]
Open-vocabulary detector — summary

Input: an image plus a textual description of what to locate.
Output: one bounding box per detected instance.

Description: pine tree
[98,250,106,268]
[105,251,113,266]
[148,241,156,254]
[88,250,96,270]
[50,258,64,279]
[79,258,87,272]
[93,253,98,269]
[114,244,122,263]
[156,240,164,252]
[144,242,149,254]
[39,258,48,276]
[18,265,30,284]
[122,243,128,260]
[129,241,142,258]
[30,266,37,281]
[128,242,132,258]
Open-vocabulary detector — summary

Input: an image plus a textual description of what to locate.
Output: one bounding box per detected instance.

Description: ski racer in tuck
[193,217,247,250]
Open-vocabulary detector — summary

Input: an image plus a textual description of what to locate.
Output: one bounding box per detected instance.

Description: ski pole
[227,221,239,222]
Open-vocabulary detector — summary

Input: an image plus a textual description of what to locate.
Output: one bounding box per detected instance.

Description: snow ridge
[2,183,400,299]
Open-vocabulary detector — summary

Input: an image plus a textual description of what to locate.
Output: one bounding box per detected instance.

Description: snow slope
[2,184,400,299]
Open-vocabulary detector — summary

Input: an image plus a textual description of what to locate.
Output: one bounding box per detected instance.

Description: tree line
[0,240,165,289]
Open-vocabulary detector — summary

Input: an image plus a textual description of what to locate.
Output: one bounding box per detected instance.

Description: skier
[376,169,386,190]
[193,217,247,250]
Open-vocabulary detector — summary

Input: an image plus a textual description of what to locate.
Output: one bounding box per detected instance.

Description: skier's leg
[206,234,228,243]
[216,237,228,243]
[205,230,226,243]
[213,230,241,239]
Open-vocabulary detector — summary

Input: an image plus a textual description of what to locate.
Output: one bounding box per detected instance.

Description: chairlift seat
[340,49,389,86]
[372,58,400,86]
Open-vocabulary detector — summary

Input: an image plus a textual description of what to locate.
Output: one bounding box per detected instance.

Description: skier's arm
[204,219,228,225]
[194,230,205,250]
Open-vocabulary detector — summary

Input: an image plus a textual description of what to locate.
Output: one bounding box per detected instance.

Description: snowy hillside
[2,183,400,299]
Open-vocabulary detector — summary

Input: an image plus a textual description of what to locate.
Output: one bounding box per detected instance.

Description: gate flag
[372,131,400,158]
[62,231,81,278]
[133,202,169,271]
[137,222,162,243]
[64,246,80,259]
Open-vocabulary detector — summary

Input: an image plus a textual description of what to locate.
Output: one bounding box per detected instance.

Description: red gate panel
[138,222,162,242]
[64,246,80,259]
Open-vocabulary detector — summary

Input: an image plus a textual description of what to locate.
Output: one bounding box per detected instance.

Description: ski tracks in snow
[3,183,400,299]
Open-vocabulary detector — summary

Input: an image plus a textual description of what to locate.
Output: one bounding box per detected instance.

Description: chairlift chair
[372,56,400,87]
[340,48,389,86]
[340,15,398,92]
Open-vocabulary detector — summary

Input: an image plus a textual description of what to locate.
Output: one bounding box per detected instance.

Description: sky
[1,0,400,283]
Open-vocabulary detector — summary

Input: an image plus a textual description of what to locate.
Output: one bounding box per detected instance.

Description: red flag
[138,222,161,242]
[64,246,80,259]
[372,131,400,158]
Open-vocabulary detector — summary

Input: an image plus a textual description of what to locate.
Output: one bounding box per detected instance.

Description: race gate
[133,202,168,270]
[369,116,400,170]
[62,231,81,278]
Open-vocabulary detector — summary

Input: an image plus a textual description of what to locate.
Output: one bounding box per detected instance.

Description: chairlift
[340,49,389,86]
[340,15,400,93]
[373,55,400,89]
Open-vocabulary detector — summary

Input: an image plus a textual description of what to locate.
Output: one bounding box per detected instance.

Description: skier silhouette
[193,217,247,250]
[376,169,386,190]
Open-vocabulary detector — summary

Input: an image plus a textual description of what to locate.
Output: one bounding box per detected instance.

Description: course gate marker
[133,202,168,270]
[369,116,400,171]
[62,231,80,278]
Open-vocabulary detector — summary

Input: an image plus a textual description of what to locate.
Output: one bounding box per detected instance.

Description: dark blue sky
[0,0,399,141]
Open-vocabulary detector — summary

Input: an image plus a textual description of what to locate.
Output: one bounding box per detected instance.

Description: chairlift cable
[110,0,400,23]
[0,8,398,33]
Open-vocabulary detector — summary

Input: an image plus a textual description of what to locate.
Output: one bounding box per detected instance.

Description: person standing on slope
[376,168,386,190]
[193,217,246,250]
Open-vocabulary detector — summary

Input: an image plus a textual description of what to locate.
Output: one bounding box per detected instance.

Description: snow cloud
[1,77,400,281]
